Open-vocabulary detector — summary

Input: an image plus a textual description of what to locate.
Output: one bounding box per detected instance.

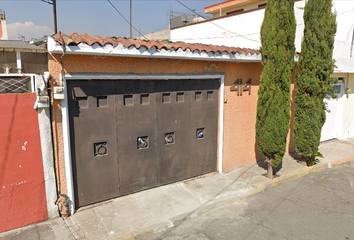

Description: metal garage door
[68,79,219,209]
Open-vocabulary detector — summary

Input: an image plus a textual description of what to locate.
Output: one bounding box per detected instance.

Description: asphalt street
[139,161,354,240]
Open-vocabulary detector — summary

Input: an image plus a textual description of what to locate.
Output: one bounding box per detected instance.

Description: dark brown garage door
[68,79,219,209]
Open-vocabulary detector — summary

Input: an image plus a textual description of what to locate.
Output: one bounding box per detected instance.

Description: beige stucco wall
[49,53,296,194]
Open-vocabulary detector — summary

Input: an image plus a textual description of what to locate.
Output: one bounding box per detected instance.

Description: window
[333,78,345,96]
[226,9,244,15]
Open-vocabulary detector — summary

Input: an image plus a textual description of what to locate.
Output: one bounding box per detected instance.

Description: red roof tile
[52,32,261,56]
[205,0,252,14]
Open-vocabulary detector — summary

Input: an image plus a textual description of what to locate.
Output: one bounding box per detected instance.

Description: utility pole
[53,0,57,34]
[130,0,132,38]
[41,0,58,34]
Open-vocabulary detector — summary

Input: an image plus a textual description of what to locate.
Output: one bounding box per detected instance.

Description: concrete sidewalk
[1,138,354,240]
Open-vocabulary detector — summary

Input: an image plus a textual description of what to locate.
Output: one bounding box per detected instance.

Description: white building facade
[171,0,354,142]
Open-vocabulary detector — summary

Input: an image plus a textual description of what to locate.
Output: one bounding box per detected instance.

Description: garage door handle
[138,137,148,149]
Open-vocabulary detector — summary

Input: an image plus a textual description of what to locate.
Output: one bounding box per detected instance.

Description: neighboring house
[136,15,206,41]
[0,10,8,40]
[47,32,299,213]
[204,0,267,18]
[0,34,57,231]
[170,0,354,142]
[137,29,170,41]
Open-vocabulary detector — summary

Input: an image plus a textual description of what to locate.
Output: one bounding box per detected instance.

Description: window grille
[0,76,33,94]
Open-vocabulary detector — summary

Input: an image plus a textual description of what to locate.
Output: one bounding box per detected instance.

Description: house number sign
[230,78,251,96]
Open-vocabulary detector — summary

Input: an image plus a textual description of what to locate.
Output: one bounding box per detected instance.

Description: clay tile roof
[205,0,251,14]
[52,32,261,56]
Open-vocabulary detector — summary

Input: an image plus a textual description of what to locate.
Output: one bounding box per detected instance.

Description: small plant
[307,151,323,166]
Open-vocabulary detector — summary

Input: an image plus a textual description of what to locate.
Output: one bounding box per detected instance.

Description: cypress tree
[294,0,337,166]
[256,0,296,178]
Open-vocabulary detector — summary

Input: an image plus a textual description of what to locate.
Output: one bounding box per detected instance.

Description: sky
[0,0,221,41]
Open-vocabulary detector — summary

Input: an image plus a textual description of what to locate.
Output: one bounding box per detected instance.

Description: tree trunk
[266,157,273,179]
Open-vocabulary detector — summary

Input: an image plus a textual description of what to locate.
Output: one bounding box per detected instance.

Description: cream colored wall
[212,1,266,17]
[212,0,267,18]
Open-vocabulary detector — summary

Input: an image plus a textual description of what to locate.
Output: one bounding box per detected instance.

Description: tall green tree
[256,0,296,178]
[294,0,337,166]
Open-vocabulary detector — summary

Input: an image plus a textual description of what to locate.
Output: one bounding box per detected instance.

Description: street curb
[243,155,354,198]
[118,155,354,240]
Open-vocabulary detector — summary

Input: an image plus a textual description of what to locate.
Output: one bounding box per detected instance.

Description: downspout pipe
[52,31,67,213]
[58,31,66,86]
[57,31,76,214]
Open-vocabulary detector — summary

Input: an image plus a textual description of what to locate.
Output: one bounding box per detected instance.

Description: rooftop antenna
[192,9,197,18]
[0,8,5,20]
[41,0,57,34]
[18,33,25,41]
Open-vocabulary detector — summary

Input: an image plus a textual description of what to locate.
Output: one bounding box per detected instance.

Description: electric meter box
[54,86,65,99]
[37,96,50,108]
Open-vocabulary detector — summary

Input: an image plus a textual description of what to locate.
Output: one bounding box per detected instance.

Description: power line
[175,0,260,43]
[107,0,147,40]
[174,1,354,44]
[41,0,57,34]
[172,32,260,41]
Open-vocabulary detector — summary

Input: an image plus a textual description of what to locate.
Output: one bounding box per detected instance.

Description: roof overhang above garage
[47,32,263,62]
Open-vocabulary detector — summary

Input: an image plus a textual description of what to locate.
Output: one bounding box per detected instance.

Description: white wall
[171,8,265,50]
[340,93,354,139]
[171,1,306,51]
[172,0,354,141]
[0,19,8,40]
[339,74,354,139]
[171,0,354,55]
[35,74,58,219]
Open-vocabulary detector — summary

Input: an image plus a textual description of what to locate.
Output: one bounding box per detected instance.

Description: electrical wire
[172,32,260,41]
[107,0,148,40]
[337,8,354,16]
[175,0,260,43]
[174,2,354,44]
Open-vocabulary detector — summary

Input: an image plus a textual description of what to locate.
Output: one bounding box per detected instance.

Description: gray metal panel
[189,79,219,176]
[68,80,119,208]
[68,79,219,209]
[155,80,191,185]
[116,81,158,195]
